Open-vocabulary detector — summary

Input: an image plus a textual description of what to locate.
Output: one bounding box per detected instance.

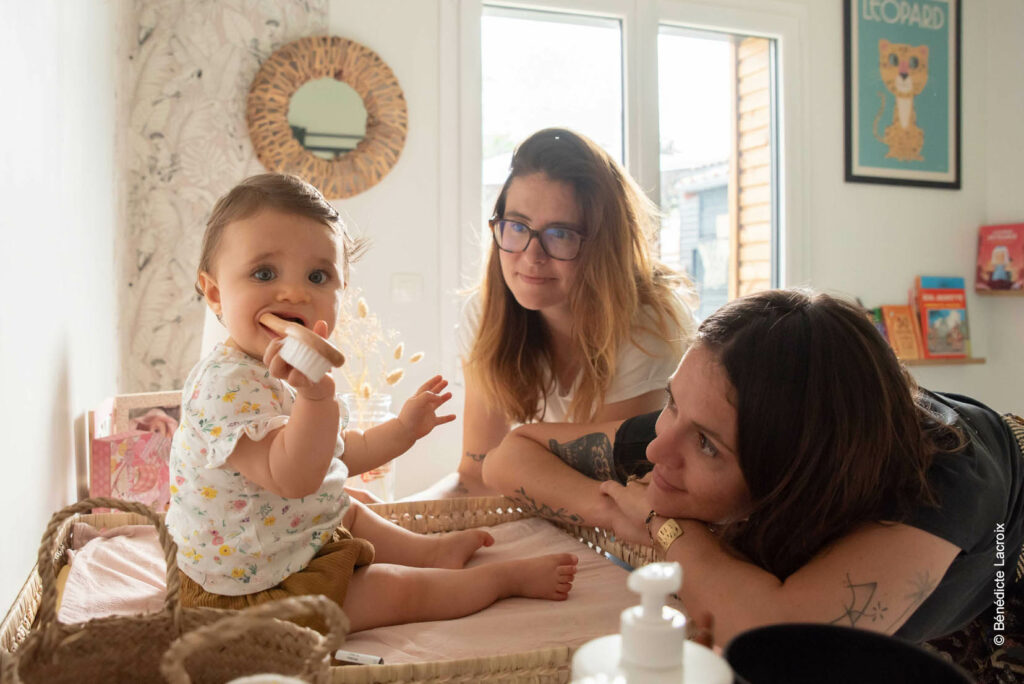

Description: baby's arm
[344,375,455,476]
[228,325,339,499]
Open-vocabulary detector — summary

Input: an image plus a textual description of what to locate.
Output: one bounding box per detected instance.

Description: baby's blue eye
[252,267,274,282]
[308,270,329,285]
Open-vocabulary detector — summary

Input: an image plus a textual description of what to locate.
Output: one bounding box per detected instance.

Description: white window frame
[438,0,810,382]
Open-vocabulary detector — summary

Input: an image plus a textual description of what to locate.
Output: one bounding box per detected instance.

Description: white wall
[978,0,1024,411]
[326,1,463,497]
[795,0,1023,414]
[0,1,118,612]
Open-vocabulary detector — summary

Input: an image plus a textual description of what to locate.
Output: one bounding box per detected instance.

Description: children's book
[880,305,923,360]
[975,223,1024,291]
[912,276,969,359]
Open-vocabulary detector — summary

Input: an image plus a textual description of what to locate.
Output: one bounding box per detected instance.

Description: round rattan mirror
[247,36,407,199]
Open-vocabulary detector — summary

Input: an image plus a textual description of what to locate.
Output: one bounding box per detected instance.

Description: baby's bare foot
[431,529,494,569]
[504,553,579,601]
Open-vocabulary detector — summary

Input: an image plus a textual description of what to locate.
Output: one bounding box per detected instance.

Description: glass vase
[341,392,397,502]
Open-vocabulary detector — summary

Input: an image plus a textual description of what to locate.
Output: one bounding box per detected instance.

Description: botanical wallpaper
[120,0,326,391]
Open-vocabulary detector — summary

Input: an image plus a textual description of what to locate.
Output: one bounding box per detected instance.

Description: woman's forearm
[483,431,616,527]
[400,470,495,501]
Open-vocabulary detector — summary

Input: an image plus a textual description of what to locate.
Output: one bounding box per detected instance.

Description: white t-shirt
[166,344,350,595]
[456,291,695,422]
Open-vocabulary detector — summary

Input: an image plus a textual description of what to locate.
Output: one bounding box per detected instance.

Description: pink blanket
[57,523,166,623]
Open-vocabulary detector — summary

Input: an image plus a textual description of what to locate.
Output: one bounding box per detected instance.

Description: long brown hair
[196,173,366,295]
[468,128,691,423]
[699,290,962,579]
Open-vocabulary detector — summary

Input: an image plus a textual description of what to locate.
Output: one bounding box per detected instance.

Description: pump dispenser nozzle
[628,562,682,621]
[620,562,686,670]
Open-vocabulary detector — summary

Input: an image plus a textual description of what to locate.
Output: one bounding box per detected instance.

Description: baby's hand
[396,375,456,440]
[263,320,336,401]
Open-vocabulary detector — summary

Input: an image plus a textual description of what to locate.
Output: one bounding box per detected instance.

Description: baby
[166,173,577,632]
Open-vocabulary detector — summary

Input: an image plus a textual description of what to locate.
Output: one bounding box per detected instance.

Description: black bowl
[723,623,974,684]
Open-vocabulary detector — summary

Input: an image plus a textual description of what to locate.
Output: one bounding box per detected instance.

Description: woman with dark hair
[483,289,1024,650]
[414,128,695,498]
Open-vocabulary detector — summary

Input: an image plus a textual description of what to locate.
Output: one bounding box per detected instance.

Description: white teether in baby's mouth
[278,336,333,381]
[259,313,345,382]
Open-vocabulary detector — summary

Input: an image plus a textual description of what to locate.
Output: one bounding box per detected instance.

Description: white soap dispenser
[570,562,732,684]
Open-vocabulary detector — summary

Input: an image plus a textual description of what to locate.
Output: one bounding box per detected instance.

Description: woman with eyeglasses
[411,128,695,499]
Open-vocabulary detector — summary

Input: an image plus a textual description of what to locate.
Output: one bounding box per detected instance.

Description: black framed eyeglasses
[489,218,585,261]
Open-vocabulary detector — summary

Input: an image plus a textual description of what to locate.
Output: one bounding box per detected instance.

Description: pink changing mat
[342,517,681,663]
[56,517,680,662]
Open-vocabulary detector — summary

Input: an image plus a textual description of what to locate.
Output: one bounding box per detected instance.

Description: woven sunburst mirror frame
[246,36,407,199]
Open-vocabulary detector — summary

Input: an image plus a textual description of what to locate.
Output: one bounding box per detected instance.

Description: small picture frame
[86,390,182,511]
[103,390,182,437]
[844,0,961,189]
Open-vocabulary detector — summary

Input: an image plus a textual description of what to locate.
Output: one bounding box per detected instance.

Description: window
[658,27,777,319]
[481,6,623,227]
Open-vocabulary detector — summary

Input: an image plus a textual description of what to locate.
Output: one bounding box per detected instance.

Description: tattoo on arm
[829,571,936,629]
[830,574,887,627]
[512,487,584,525]
[465,451,486,463]
[548,432,613,481]
[893,571,937,626]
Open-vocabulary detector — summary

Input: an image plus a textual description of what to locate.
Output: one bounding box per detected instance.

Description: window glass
[658,27,732,319]
[659,26,776,319]
[481,7,623,227]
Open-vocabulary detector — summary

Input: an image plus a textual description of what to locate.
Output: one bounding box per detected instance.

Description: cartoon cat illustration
[872,39,929,162]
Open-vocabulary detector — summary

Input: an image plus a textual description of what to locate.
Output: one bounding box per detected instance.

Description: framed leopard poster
[844,0,961,189]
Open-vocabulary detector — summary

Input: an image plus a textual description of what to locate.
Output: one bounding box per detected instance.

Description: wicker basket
[1,496,659,684]
[1,497,233,684]
[160,594,347,684]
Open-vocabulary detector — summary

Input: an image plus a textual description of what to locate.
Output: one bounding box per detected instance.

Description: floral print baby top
[166,344,350,596]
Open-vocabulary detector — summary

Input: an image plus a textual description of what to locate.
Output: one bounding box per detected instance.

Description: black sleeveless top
[895,392,1024,642]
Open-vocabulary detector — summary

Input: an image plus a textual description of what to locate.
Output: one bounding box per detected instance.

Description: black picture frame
[844,0,961,189]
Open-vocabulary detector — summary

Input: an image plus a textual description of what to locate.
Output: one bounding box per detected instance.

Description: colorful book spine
[880,305,923,360]
[976,223,1024,291]
[913,276,969,359]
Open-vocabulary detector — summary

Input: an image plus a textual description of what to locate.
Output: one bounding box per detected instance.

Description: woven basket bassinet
[0,498,235,684]
[1,496,659,683]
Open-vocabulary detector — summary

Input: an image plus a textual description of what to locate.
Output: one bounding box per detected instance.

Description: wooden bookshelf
[903,357,986,366]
